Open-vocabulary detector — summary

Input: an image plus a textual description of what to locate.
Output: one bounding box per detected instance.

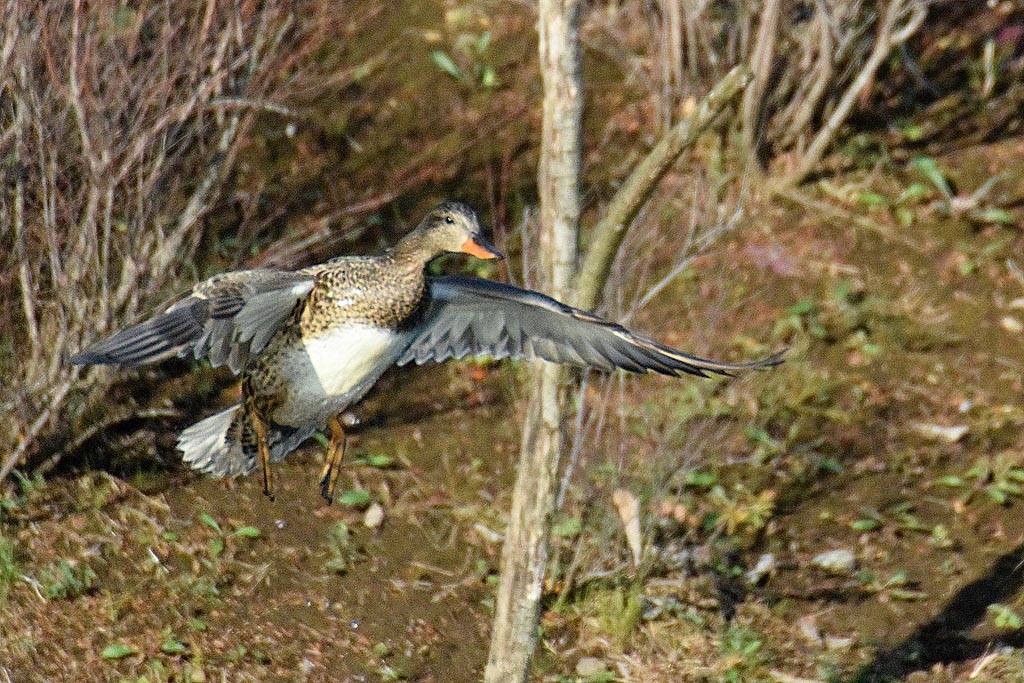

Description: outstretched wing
[70,270,315,373]
[396,276,785,377]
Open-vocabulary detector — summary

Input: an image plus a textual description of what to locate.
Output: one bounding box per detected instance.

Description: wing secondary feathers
[70,270,314,373]
[397,276,784,377]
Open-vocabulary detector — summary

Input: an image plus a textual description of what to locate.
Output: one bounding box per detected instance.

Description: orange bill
[461,236,504,260]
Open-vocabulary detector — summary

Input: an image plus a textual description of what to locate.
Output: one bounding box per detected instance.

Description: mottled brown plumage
[71,201,783,504]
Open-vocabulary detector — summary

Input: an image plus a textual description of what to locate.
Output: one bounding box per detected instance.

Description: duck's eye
[444,216,455,225]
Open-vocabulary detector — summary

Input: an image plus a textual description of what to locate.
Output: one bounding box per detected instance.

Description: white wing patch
[302,326,398,397]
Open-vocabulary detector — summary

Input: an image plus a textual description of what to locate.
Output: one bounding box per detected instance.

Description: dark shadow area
[852,540,1024,682]
[52,359,509,487]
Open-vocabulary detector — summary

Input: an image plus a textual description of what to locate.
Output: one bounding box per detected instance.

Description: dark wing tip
[698,346,788,375]
[67,344,161,367]
[753,347,788,368]
[68,351,92,366]
[69,347,127,366]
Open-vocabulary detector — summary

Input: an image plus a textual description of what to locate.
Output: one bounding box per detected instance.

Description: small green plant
[100,642,138,659]
[910,156,1015,226]
[743,426,784,464]
[891,504,929,533]
[580,669,616,683]
[352,453,395,468]
[554,670,617,683]
[719,624,766,682]
[964,454,1024,504]
[850,516,882,532]
[198,513,260,559]
[846,500,932,536]
[136,657,174,683]
[987,603,1023,630]
[707,485,776,537]
[2,471,46,513]
[584,585,643,647]
[773,297,825,340]
[855,570,927,601]
[160,627,188,655]
[0,532,19,600]
[40,560,97,600]
[179,574,220,603]
[334,489,372,508]
[928,524,954,549]
[551,514,582,539]
[324,521,360,574]
[892,181,930,228]
[430,31,499,90]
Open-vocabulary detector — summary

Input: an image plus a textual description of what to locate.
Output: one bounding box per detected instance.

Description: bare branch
[572,64,752,312]
[0,374,76,485]
[740,0,782,167]
[0,0,309,475]
[150,113,241,276]
[206,97,297,117]
[69,0,104,179]
[777,0,927,188]
[13,72,41,362]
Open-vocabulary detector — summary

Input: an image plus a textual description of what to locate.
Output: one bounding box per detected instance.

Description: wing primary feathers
[658,344,786,375]
[69,303,206,366]
[397,276,785,377]
[600,339,653,374]
[71,270,315,372]
[208,295,245,319]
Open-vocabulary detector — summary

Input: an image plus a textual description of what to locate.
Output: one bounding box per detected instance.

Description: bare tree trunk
[484,1,581,681]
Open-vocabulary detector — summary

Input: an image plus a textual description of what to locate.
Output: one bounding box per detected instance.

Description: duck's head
[405,201,504,261]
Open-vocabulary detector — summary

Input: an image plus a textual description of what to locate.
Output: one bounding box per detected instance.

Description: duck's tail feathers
[177,404,316,478]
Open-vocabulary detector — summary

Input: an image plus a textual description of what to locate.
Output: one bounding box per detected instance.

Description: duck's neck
[389,230,439,268]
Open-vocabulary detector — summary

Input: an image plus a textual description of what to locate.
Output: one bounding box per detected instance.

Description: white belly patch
[302,326,397,397]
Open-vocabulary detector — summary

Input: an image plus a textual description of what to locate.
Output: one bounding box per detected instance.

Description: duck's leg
[251,412,275,501]
[319,416,346,504]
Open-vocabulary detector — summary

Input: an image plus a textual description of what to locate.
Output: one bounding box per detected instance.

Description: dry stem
[776,0,927,188]
[572,64,752,312]
[0,0,309,479]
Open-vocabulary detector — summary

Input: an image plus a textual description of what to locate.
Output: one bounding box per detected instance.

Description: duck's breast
[269,325,402,426]
[302,325,400,397]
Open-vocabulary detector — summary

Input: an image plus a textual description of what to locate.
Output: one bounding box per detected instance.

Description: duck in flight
[71,202,783,503]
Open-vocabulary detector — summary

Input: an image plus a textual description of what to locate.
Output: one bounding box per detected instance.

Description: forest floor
[3,3,1024,682]
[3,134,1024,683]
